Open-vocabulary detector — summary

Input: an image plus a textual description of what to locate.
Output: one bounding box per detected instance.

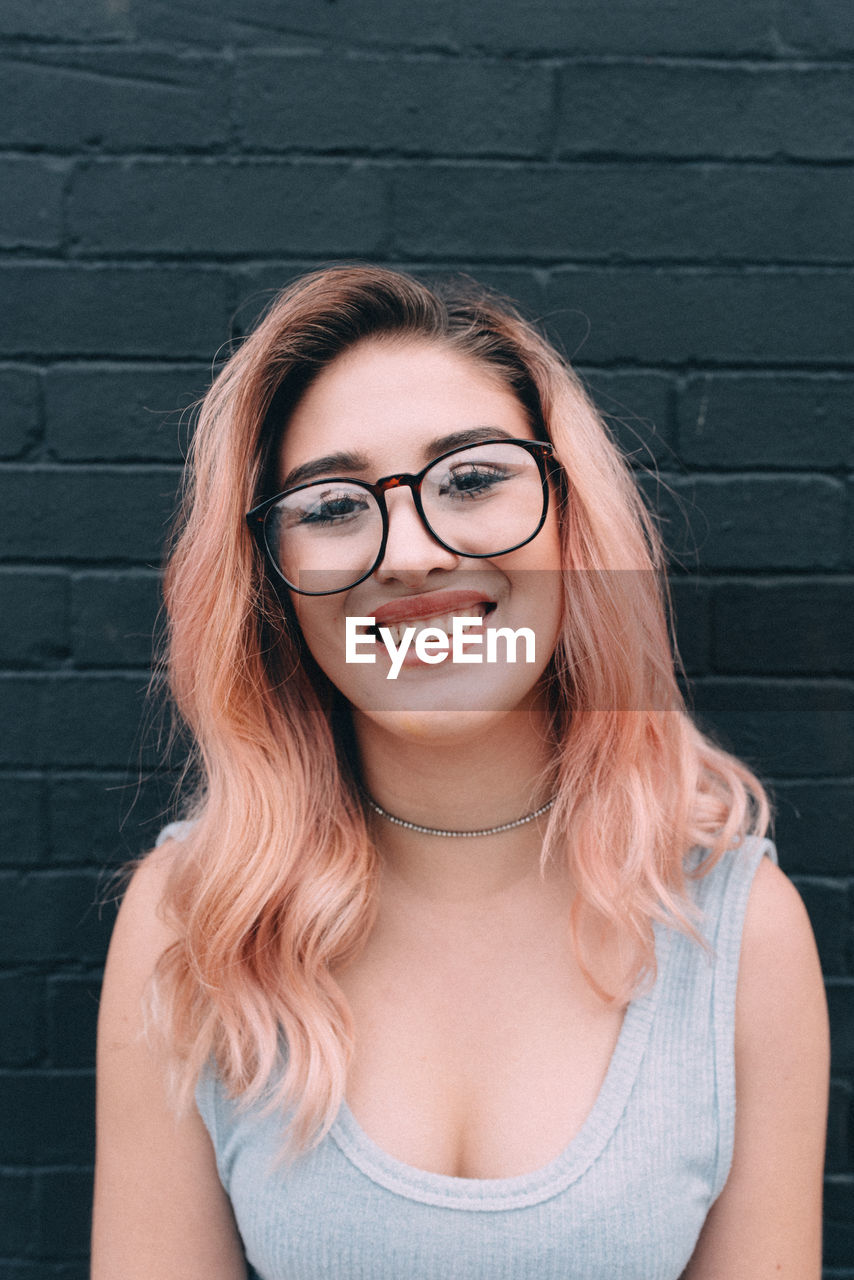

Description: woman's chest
[335,939,626,1180]
[206,920,722,1280]
[216,966,714,1280]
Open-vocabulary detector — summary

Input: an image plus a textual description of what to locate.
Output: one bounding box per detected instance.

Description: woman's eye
[298,492,369,525]
[440,464,509,499]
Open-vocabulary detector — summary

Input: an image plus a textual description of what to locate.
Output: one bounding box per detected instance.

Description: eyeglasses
[246,438,556,596]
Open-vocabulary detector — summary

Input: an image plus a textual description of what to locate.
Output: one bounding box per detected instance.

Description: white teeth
[380,604,488,647]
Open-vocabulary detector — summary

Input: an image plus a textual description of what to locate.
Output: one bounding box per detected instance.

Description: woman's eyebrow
[281,427,516,490]
[423,425,516,460]
[280,451,370,490]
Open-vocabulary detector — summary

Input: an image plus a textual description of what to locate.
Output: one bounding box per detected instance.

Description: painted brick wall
[0,1,851,1274]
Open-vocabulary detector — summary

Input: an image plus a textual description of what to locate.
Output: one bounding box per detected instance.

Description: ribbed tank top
[186,834,776,1280]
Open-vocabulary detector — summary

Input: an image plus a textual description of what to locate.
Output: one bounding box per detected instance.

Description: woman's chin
[344,665,550,744]
[353,703,509,744]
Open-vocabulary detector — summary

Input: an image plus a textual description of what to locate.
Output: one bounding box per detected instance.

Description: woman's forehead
[276,338,535,480]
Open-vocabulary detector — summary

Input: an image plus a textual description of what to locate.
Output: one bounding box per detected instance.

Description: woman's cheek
[291,605,348,687]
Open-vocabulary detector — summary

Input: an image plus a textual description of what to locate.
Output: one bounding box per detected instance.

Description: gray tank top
[191,835,776,1280]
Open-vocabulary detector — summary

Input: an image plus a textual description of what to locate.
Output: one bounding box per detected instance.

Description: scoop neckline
[329,921,671,1211]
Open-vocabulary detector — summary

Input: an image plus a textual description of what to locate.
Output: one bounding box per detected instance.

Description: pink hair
[150,265,769,1156]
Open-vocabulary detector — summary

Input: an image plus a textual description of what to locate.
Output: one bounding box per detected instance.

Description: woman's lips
[381,603,491,650]
[368,589,496,628]
[358,592,498,668]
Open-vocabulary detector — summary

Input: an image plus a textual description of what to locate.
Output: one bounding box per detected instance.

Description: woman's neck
[352,702,561,904]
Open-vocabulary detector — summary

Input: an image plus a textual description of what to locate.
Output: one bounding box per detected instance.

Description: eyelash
[298,492,370,524]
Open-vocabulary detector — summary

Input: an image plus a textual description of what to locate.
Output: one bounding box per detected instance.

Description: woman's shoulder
[105,827,190,1002]
[732,841,828,1152]
[737,852,826,1044]
[689,834,809,964]
[742,851,809,944]
[122,819,195,926]
[93,829,249,1277]
[680,846,829,1275]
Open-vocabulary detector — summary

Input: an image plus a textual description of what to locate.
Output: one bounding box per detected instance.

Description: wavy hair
[151,265,769,1156]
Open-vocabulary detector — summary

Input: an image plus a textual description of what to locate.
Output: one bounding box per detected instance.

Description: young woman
[92,265,829,1279]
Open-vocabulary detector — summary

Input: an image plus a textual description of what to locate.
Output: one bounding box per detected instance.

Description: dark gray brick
[45,364,208,462]
[712,579,854,675]
[773,782,854,877]
[0,1070,94,1164]
[793,879,849,975]
[679,374,854,469]
[0,265,231,358]
[0,466,181,564]
[579,370,674,467]
[0,367,41,459]
[827,981,854,1078]
[0,1171,35,1258]
[779,0,854,56]
[392,163,854,263]
[0,159,65,251]
[48,772,177,866]
[691,679,854,778]
[0,674,156,768]
[651,476,845,571]
[0,50,227,151]
[0,871,114,964]
[557,65,854,160]
[545,268,854,367]
[0,570,69,666]
[0,775,48,866]
[71,571,161,667]
[46,975,100,1069]
[0,1263,90,1280]
[68,160,387,257]
[668,576,711,676]
[0,0,133,38]
[826,1081,852,1175]
[0,974,43,1066]
[134,0,457,48]
[34,1169,93,1259]
[824,1177,854,1267]
[0,8,847,80]
[236,52,551,157]
[829,983,854,1085]
[457,0,785,55]
[127,0,230,45]
[696,165,854,263]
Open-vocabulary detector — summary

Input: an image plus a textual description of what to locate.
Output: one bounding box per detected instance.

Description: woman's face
[276,338,564,739]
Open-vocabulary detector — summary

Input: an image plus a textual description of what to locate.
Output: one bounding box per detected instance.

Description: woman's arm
[682,856,830,1279]
[91,845,248,1280]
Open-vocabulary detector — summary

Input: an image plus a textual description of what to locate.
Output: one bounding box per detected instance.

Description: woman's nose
[373,486,460,584]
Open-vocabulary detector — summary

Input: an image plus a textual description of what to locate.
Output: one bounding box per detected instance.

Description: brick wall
[0,1,851,1274]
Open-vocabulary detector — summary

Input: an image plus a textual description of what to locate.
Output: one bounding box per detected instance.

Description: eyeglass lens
[264,442,546,593]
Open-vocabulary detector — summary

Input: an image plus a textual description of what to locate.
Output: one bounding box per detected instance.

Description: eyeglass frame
[245,437,558,596]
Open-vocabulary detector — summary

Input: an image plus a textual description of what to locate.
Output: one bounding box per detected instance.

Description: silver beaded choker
[364,794,556,838]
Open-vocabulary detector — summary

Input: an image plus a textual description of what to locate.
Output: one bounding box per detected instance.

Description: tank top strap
[154,819,196,846]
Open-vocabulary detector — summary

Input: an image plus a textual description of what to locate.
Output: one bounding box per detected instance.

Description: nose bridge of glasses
[380,473,428,529]
[375,471,416,496]
[375,471,454,568]
[375,471,427,523]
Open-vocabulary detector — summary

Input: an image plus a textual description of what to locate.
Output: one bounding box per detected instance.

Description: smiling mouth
[371,602,497,646]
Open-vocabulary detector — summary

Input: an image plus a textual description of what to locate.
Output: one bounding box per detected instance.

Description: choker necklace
[364,794,556,838]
